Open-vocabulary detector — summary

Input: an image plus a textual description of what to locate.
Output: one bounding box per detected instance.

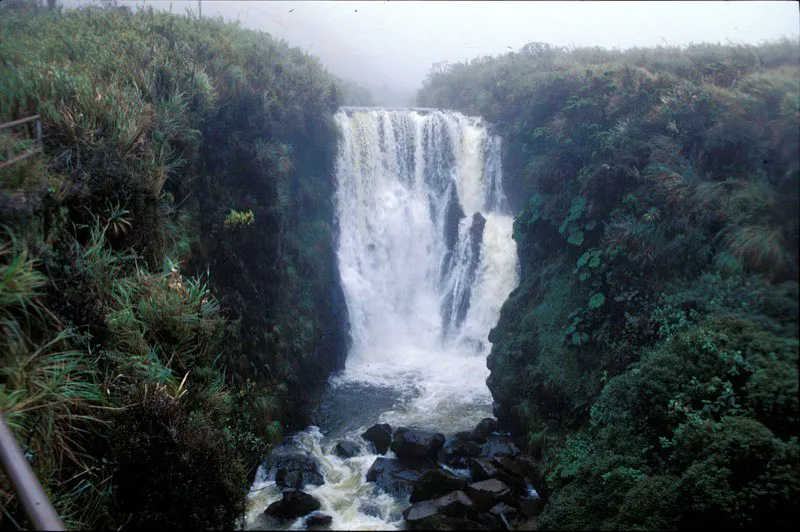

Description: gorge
[245,108,520,530]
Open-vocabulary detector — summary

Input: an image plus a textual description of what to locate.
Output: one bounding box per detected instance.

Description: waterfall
[245,108,519,531]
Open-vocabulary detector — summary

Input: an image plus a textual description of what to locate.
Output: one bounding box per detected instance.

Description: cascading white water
[244,108,519,531]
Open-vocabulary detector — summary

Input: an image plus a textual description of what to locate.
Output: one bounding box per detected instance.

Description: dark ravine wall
[419,41,799,529]
[0,2,349,529]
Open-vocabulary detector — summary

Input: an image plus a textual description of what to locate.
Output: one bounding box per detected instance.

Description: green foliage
[109,384,245,531]
[588,292,605,310]
[223,209,255,228]
[425,36,800,530]
[1,1,349,528]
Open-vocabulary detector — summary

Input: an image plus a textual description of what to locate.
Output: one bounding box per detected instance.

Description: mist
[67,0,800,105]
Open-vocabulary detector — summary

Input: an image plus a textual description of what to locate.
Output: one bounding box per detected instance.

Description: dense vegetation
[419,40,800,528]
[0,1,352,529]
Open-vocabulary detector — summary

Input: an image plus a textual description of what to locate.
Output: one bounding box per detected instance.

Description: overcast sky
[80,1,799,102]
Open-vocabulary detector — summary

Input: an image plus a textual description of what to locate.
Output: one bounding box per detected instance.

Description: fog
[73,1,799,105]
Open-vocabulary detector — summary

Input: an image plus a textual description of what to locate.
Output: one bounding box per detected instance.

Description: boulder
[474,418,498,438]
[402,490,475,524]
[361,423,392,455]
[466,479,513,511]
[411,514,491,531]
[438,437,482,468]
[493,456,524,479]
[492,455,538,494]
[513,455,539,481]
[516,517,539,531]
[518,494,545,518]
[265,490,321,519]
[454,430,487,444]
[306,512,333,529]
[410,469,469,503]
[469,457,499,482]
[333,440,361,458]
[365,457,438,496]
[479,436,519,461]
[275,453,324,489]
[490,502,520,530]
[495,468,528,494]
[391,428,445,459]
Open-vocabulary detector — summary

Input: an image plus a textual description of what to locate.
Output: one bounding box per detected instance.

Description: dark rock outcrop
[443,188,466,252]
[361,423,392,455]
[265,490,321,519]
[410,469,469,503]
[479,436,519,461]
[391,428,445,459]
[466,479,514,511]
[275,453,325,489]
[438,437,482,468]
[455,430,487,444]
[518,494,545,518]
[402,490,476,524]
[475,418,498,438]
[306,512,333,528]
[490,502,520,530]
[365,457,439,496]
[333,440,361,458]
[469,457,499,482]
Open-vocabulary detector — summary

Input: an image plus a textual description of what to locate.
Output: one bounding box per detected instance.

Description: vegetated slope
[419,40,800,529]
[0,2,350,529]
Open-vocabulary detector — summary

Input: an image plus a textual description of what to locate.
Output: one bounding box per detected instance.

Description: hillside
[418,40,800,529]
[0,2,350,528]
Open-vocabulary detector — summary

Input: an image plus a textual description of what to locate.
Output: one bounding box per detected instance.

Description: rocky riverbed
[255,417,546,530]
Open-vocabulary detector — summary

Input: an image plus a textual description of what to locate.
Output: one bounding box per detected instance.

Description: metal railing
[0,115,43,170]
[0,413,65,531]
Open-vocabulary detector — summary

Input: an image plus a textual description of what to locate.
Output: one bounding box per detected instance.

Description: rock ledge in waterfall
[365,456,439,496]
[265,490,322,519]
[274,453,325,489]
[361,423,392,455]
[391,427,446,459]
[333,440,361,458]
[410,469,469,503]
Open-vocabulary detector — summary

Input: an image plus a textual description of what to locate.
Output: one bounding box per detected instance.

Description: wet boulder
[513,455,539,481]
[438,437,482,468]
[333,440,361,458]
[365,457,438,497]
[454,430,487,444]
[361,423,392,455]
[469,457,499,482]
[403,490,476,525]
[275,453,325,489]
[265,490,321,519]
[306,512,333,529]
[493,456,525,478]
[410,469,469,503]
[466,478,514,511]
[490,502,520,530]
[516,517,539,531]
[479,435,519,461]
[490,455,531,494]
[391,428,445,459]
[411,514,493,531]
[518,493,545,518]
[474,418,498,438]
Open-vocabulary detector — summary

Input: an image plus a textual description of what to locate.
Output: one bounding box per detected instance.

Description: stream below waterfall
[244,108,519,530]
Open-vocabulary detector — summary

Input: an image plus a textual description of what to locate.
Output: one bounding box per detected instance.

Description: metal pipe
[0,149,42,171]
[0,115,41,131]
[0,414,66,531]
